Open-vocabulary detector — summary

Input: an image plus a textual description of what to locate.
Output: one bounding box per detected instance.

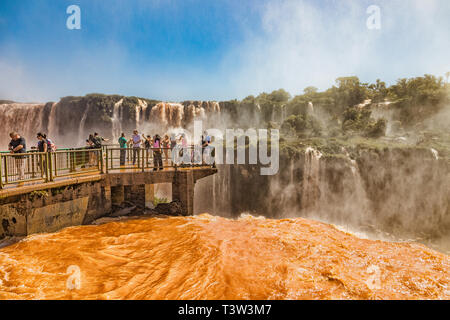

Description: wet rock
[110,206,137,217]
[150,200,185,216]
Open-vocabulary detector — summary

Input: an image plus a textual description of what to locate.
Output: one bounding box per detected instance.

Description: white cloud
[220,0,450,98]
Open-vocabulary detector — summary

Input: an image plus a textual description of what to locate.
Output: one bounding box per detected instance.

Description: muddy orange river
[0,214,448,300]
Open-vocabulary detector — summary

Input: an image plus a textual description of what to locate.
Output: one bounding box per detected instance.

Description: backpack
[93,137,102,148]
[46,139,56,152]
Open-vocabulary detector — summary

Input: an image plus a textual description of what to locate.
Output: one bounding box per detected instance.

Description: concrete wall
[0,168,217,239]
[0,180,111,239]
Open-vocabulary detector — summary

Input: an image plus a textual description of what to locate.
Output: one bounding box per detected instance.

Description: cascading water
[0,103,46,148]
[301,147,322,211]
[430,148,439,160]
[78,103,91,146]
[150,102,185,129]
[111,98,124,140]
[137,99,148,127]
[307,101,314,115]
[47,102,58,139]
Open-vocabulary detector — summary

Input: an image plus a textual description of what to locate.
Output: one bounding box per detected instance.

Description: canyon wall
[0,96,226,148]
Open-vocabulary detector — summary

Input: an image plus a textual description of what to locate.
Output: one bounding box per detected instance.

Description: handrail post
[44,153,49,183]
[31,153,36,178]
[141,148,145,172]
[110,148,113,170]
[69,151,73,172]
[104,148,108,174]
[0,154,3,189]
[53,152,57,179]
[48,152,54,182]
[4,155,9,185]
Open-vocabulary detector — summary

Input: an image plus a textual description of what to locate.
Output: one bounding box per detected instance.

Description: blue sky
[0,0,449,102]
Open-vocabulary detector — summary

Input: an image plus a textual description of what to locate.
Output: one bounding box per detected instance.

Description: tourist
[170,134,177,150]
[118,133,127,166]
[36,133,48,177]
[88,134,95,147]
[130,130,141,165]
[152,134,163,171]
[201,131,211,165]
[93,132,108,149]
[43,134,56,152]
[87,134,96,165]
[178,133,188,165]
[8,132,26,182]
[162,134,170,164]
[37,132,48,153]
[142,133,153,165]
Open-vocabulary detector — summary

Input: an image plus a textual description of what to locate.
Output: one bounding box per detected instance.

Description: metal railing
[104,146,211,172]
[0,145,215,189]
[0,149,102,189]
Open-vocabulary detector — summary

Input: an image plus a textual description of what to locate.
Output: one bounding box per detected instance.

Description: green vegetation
[29,190,48,200]
[153,197,169,207]
[219,73,449,159]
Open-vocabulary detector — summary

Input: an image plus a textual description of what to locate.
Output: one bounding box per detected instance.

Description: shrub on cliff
[387,75,449,127]
[365,118,387,138]
[281,114,323,137]
[342,106,386,138]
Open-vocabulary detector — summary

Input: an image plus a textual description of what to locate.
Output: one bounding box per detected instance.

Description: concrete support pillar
[111,185,124,206]
[145,184,155,209]
[172,171,195,216]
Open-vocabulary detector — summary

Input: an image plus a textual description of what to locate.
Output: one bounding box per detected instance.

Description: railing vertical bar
[105,149,108,174]
[0,154,3,189]
[4,155,9,184]
[141,148,145,172]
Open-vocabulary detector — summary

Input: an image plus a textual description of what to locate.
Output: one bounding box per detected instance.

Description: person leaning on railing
[118,133,127,166]
[162,134,170,164]
[142,133,153,165]
[37,132,48,178]
[153,134,163,171]
[87,134,96,166]
[8,132,26,182]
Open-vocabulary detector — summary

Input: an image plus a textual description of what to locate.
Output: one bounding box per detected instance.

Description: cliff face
[0,95,226,148]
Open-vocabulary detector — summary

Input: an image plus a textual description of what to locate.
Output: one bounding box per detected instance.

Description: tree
[303,86,318,95]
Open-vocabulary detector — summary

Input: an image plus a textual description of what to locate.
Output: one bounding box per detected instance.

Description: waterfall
[430,148,439,160]
[0,103,46,148]
[150,102,185,129]
[138,99,148,126]
[289,158,294,184]
[185,104,205,125]
[343,150,371,227]
[301,147,322,210]
[307,102,314,116]
[135,99,149,128]
[111,98,123,140]
[78,103,91,146]
[47,102,58,139]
